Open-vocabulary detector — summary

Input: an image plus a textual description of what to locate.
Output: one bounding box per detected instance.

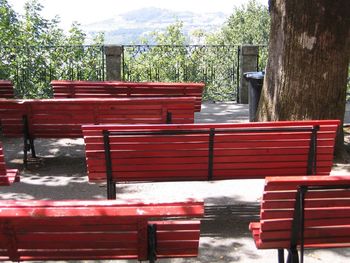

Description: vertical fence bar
[236,46,240,102]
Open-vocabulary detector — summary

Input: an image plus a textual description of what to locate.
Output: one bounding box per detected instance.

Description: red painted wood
[0,200,203,261]
[51,80,204,111]
[261,207,350,220]
[0,142,19,186]
[0,80,14,98]
[250,175,350,251]
[0,97,196,139]
[82,121,339,183]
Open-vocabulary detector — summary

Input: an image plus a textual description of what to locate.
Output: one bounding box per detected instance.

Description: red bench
[51,80,204,112]
[0,199,203,262]
[0,80,14,98]
[249,175,350,263]
[0,142,19,186]
[0,97,195,166]
[81,120,340,199]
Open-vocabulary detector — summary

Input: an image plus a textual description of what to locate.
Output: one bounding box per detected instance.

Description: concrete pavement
[1,101,350,262]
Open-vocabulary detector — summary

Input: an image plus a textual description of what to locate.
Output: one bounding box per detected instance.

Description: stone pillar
[239,45,259,104]
[105,45,123,80]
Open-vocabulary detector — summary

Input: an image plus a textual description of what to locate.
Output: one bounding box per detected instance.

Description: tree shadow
[202,197,260,238]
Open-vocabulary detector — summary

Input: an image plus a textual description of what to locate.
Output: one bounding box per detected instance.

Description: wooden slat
[82,121,339,183]
[0,80,14,98]
[0,142,19,186]
[0,200,203,261]
[0,98,196,138]
[250,175,350,250]
[51,80,204,111]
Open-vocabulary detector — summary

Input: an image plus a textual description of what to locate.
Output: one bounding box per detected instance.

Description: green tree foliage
[0,0,104,98]
[124,0,270,101]
[0,0,20,78]
[220,0,270,45]
[208,0,270,71]
[1,0,271,101]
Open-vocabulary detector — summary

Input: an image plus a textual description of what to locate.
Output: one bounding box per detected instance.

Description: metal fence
[0,44,268,100]
[122,45,267,101]
[0,45,105,98]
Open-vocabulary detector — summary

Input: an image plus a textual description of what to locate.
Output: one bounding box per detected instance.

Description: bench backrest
[0,142,19,186]
[82,120,339,183]
[252,175,350,250]
[51,80,204,112]
[0,199,203,261]
[0,80,14,99]
[0,98,195,138]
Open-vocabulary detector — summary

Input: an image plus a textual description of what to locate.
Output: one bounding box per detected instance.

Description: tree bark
[257,0,350,158]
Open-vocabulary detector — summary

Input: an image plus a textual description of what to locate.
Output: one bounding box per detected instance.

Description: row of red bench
[2,119,346,262]
[0,80,205,262]
[80,119,350,262]
[0,79,348,262]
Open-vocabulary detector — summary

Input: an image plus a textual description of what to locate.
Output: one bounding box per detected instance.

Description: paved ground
[1,102,350,263]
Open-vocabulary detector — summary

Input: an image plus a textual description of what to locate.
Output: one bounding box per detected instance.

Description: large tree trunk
[257,0,350,158]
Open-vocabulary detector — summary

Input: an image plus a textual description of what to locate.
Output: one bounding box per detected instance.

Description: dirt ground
[1,102,350,263]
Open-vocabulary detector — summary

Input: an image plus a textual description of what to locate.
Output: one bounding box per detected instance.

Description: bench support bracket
[103,130,116,199]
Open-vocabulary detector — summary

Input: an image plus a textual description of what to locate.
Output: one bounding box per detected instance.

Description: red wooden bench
[0,97,195,166]
[0,80,14,98]
[51,80,204,111]
[0,142,19,186]
[249,175,350,263]
[0,199,203,262]
[81,120,340,199]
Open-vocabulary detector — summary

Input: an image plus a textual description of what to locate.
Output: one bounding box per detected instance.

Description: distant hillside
[82,7,229,44]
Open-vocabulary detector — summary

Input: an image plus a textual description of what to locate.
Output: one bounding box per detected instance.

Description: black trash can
[243,71,264,122]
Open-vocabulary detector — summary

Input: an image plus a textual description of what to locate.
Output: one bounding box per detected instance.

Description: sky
[8,0,268,30]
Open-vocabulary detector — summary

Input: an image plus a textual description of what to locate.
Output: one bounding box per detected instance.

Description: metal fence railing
[122,45,267,101]
[0,45,105,98]
[1,44,269,101]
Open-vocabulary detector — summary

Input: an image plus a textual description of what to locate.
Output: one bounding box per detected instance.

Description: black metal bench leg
[148,224,157,263]
[22,115,36,166]
[278,249,285,263]
[23,136,28,168]
[23,137,37,167]
[107,179,116,200]
[29,138,36,158]
[287,247,299,263]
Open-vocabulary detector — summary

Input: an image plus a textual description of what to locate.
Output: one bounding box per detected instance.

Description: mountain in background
[81,7,229,44]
